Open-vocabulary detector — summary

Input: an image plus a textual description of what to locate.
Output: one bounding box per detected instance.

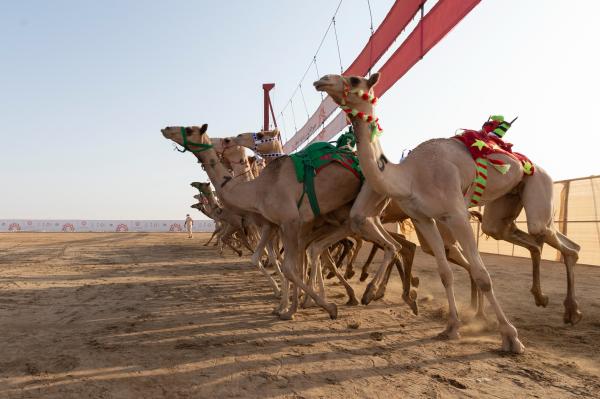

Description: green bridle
[176,127,214,154]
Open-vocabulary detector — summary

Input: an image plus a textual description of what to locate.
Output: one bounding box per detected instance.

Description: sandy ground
[0,233,599,399]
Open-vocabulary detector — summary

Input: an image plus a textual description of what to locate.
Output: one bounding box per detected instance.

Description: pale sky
[1,1,599,220]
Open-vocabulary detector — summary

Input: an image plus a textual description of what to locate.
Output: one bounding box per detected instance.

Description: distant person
[184,214,193,238]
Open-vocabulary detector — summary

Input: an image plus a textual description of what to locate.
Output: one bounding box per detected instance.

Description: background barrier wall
[400,175,600,266]
[0,219,215,233]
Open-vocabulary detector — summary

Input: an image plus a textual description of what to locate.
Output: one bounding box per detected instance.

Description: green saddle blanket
[290,140,363,217]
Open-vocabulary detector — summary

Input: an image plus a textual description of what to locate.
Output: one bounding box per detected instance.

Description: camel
[228,129,423,313]
[313,72,537,353]
[190,183,247,256]
[162,124,375,319]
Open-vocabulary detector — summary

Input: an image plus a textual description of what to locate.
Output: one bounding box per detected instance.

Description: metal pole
[262,83,275,131]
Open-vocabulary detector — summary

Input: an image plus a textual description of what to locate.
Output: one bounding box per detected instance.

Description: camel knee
[527,221,548,238]
[481,224,507,241]
[439,269,454,288]
[472,271,492,292]
[349,214,367,234]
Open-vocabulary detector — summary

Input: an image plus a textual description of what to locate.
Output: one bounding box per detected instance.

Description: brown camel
[314,72,535,353]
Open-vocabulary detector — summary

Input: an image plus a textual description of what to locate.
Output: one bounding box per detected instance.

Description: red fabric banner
[303,0,482,149]
[283,0,424,153]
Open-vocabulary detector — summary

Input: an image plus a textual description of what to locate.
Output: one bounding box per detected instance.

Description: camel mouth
[161,128,172,139]
[313,80,331,91]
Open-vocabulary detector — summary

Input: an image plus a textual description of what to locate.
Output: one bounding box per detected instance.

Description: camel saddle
[290,141,363,217]
[453,129,535,207]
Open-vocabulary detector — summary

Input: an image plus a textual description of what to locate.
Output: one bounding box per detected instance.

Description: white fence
[0,219,215,233]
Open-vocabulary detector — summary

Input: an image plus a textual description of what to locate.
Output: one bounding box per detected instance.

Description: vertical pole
[419,3,424,59]
[262,83,275,131]
[556,180,571,261]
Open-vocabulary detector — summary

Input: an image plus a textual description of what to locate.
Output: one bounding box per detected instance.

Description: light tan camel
[314,73,533,353]
[229,130,421,313]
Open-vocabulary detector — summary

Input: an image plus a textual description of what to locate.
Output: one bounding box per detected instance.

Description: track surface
[1,233,599,398]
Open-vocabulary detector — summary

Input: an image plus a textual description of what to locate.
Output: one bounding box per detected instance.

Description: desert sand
[1,233,599,398]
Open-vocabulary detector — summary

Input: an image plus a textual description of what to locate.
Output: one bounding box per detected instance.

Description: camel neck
[193,149,259,213]
[351,118,410,199]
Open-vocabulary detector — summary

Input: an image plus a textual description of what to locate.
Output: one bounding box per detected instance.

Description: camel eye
[185,127,193,136]
[350,77,360,86]
[257,133,264,139]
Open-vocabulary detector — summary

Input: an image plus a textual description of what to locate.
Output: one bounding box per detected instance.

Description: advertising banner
[0,219,215,233]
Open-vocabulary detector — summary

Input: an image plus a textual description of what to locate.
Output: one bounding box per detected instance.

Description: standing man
[184,214,193,239]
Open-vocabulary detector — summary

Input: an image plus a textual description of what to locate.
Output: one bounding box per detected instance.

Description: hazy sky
[1,1,599,220]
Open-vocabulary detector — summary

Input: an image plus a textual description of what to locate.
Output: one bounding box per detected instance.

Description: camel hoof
[373,289,385,302]
[326,271,335,279]
[279,311,295,321]
[361,284,375,305]
[344,270,356,280]
[502,336,525,354]
[531,290,549,308]
[563,307,583,325]
[436,328,460,341]
[301,297,316,309]
[359,272,369,282]
[346,298,359,306]
[271,308,282,316]
[403,293,419,316]
[411,276,420,288]
[327,303,338,320]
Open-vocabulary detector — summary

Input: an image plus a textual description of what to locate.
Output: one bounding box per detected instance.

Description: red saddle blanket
[453,130,535,175]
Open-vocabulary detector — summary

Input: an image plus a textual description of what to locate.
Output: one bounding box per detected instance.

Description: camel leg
[278,221,337,320]
[444,211,524,353]
[305,224,359,306]
[324,249,359,306]
[360,244,380,281]
[204,229,218,246]
[412,217,462,340]
[481,192,550,308]
[391,232,419,315]
[345,237,362,280]
[325,242,342,279]
[539,229,581,324]
[302,245,326,309]
[371,232,418,313]
[521,171,581,324]
[266,238,285,286]
[250,224,281,298]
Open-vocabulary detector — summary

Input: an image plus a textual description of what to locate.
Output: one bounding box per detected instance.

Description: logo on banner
[8,223,21,232]
[62,223,75,232]
[169,223,183,232]
[116,224,129,232]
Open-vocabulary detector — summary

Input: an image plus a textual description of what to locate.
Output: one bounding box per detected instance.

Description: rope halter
[340,77,383,142]
[175,127,214,154]
[252,132,285,158]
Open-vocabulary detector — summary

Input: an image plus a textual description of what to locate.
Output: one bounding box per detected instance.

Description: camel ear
[367,72,381,88]
[199,124,208,134]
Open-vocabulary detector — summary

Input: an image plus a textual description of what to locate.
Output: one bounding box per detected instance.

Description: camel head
[220,144,249,169]
[224,129,284,160]
[227,129,280,150]
[161,124,212,153]
[313,73,380,114]
[190,181,212,195]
